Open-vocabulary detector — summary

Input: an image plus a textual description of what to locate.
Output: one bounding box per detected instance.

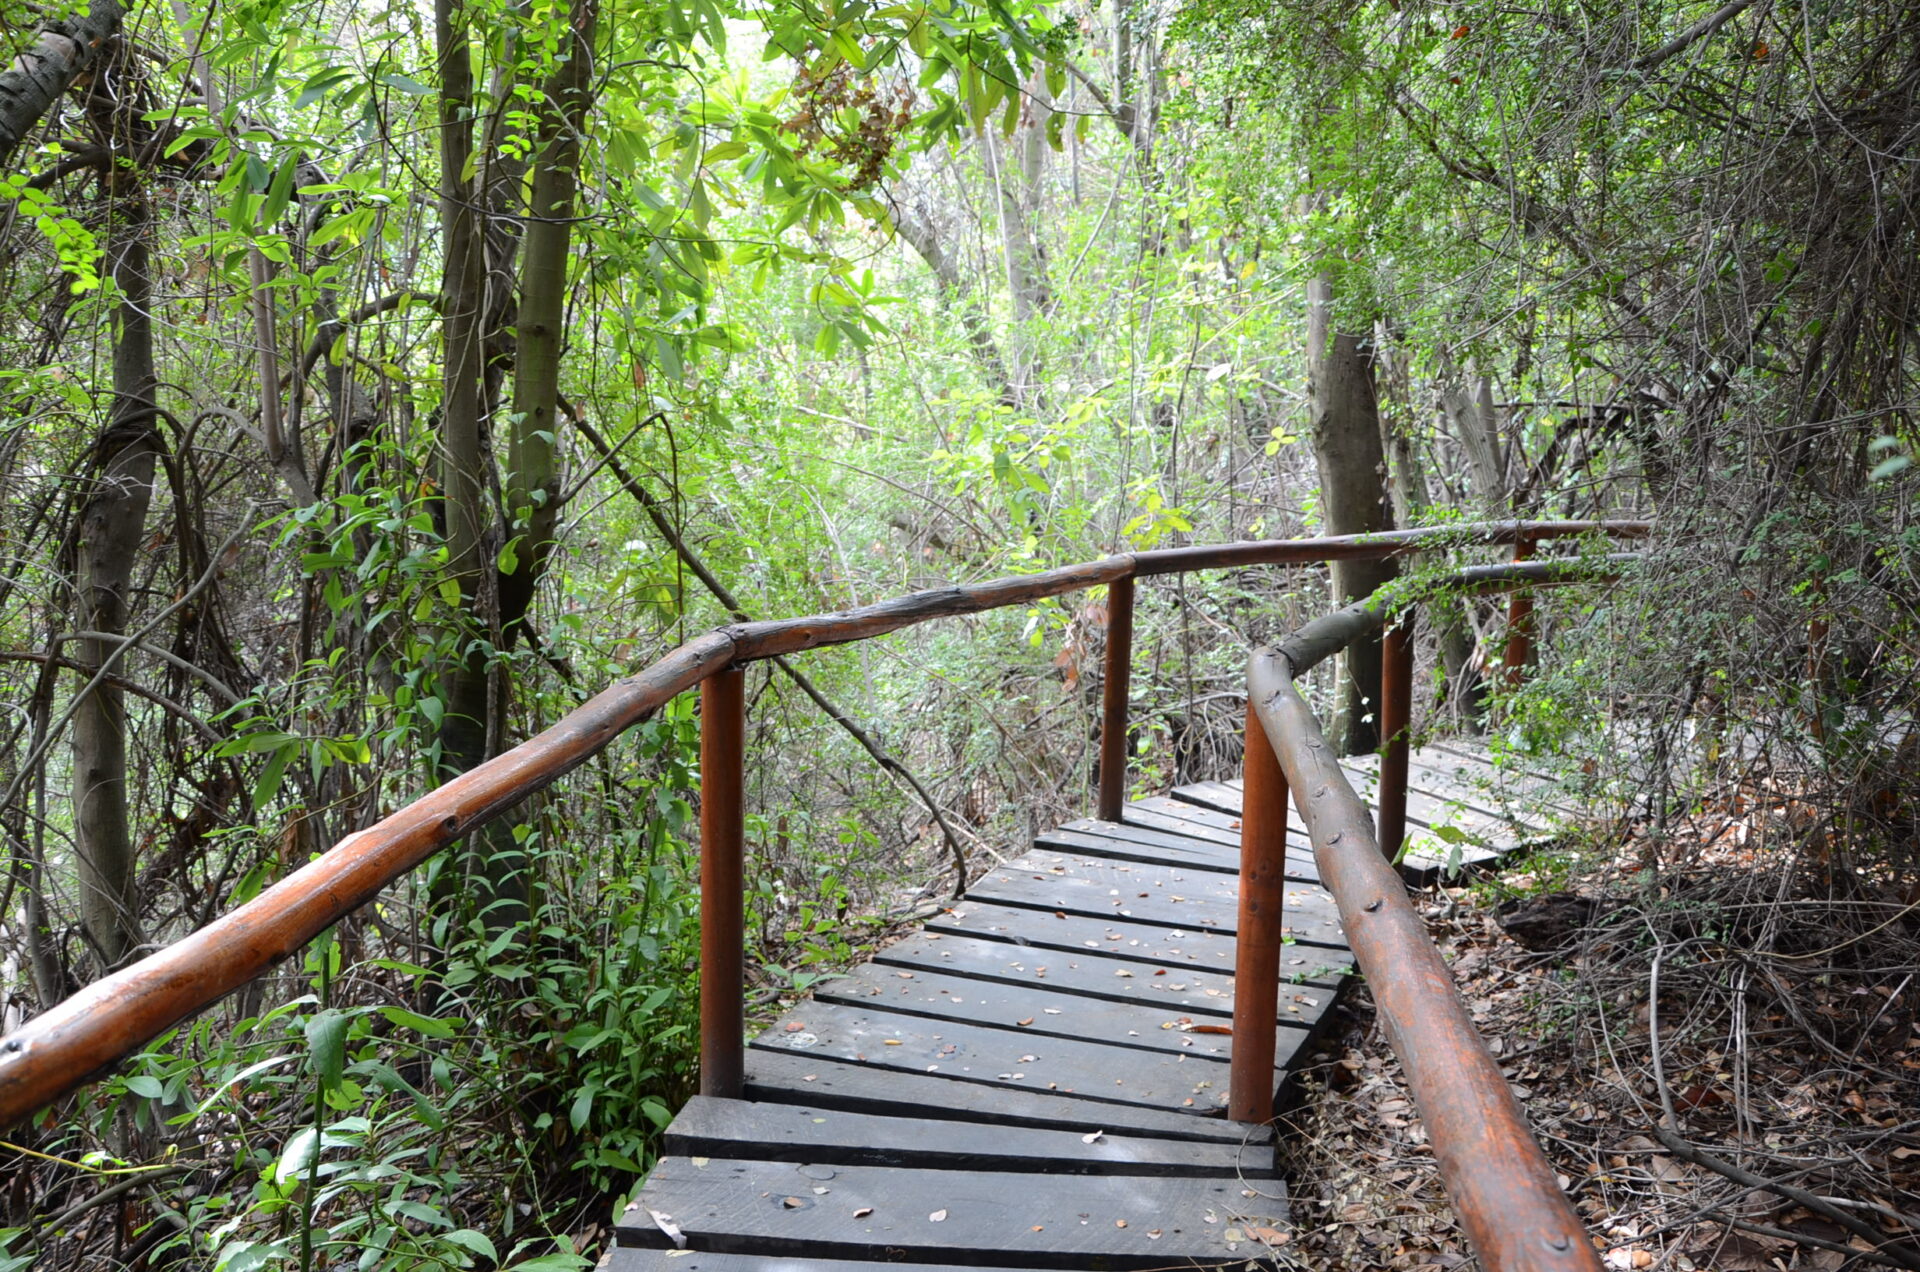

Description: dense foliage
[0,0,1913,1266]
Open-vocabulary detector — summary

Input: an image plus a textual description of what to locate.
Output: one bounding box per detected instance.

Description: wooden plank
[1042,819,1324,883]
[927,900,1354,975]
[615,1156,1286,1270]
[743,1050,1264,1144]
[1340,753,1561,828]
[1424,738,1568,789]
[1000,847,1246,911]
[663,1095,1274,1177]
[1166,773,1514,874]
[750,1000,1237,1114]
[872,930,1345,1014]
[960,865,1349,951]
[813,962,1331,1063]
[1118,803,1246,848]
[603,1249,1076,1272]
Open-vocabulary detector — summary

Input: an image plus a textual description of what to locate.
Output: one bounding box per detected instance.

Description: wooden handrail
[1229,555,1635,1272]
[0,519,1647,1129]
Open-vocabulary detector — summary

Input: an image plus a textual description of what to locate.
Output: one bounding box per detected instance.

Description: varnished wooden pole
[1502,535,1535,689]
[1379,615,1414,864]
[1097,575,1135,822]
[1229,659,1290,1124]
[699,666,746,1099]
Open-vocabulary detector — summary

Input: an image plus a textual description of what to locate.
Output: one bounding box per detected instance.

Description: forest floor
[1280,796,1920,1272]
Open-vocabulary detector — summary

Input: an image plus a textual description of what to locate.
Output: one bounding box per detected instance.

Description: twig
[1653,1127,1920,1271]
[1713,1214,1910,1271]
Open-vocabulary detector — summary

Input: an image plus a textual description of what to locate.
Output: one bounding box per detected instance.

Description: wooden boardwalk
[605,741,1558,1271]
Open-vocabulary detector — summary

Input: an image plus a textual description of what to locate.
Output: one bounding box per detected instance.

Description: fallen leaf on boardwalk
[783,1022,806,1032]
[1249,1226,1291,1245]
[1043,1007,1062,1014]
[781,1197,805,1209]
[647,1211,686,1248]
[1083,1130,1105,1143]
[1116,1219,1128,1228]
[1147,1228,1163,1239]
[1114,968,1134,978]
[853,1207,873,1219]
[1188,1024,1233,1035]
[1017,1016,1034,1026]
[883,1039,901,1046]
[929,1209,948,1222]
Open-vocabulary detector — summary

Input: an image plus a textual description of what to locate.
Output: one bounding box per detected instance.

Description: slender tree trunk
[1306,276,1395,754]
[433,0,519,927]
[73,176,163,972]
[500,0,598,645]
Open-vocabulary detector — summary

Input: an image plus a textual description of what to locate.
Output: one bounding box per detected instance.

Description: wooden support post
[1378,615,1414,864]
[1502,535,1535,689]
[1229,681,1289,1124]
[699,666,746,1099]
[1097,575,1135,823]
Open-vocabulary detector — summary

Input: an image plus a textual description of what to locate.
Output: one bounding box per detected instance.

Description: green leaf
[272,1127,317,1186]
[375,70,433,96]
[259,155,298,229]
[304,1008,350,1090]
[443,1231,498,1262]
[252,745,294,808]
[379,1006,460,1039]
[124,1075,165,1099]
[293,69,357,110]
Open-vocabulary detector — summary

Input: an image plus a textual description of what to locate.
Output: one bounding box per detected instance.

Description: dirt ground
[1279,803,1920,1272]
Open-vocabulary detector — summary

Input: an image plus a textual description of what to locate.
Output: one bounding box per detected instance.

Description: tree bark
[500,0,598,646]
[72,176,163,972]
[433,0,519,927]
[0,0,124,170]
[1306,276,1395,754]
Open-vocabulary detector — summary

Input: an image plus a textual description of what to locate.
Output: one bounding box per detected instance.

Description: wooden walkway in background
[604,740,1559,1272]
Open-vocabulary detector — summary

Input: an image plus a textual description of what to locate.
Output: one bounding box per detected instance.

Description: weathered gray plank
[615,1157,1288,1270]
[750,1000,1237,1114]
[743,1049,1265,1144]
[603,1249,1085,1272]
[663,1095,1274,1176]
[813,962,1332,1063]
[962,861,1348,949]
[871,929,1344,1016]
[1040,820,1324,883]
[930,895,1352,960]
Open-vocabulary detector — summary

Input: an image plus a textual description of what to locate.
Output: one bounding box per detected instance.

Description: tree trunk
[73,177,163,972]
[500,0,598,646]
[1378,333,1485,731]
[433,0,519,928]
[0,0,125,168]
[1306,275,1395,755]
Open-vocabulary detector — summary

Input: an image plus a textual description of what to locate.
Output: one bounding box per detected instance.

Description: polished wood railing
[0,520,1646,1136]
[1229,555,1636,1272]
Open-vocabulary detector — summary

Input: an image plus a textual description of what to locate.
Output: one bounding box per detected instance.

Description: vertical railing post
[1502,533,1536,689]
[1229,668,1289,1124]
[1097,574,1136,823]
[699,665,746,1099]
[1378,613,1414,864]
